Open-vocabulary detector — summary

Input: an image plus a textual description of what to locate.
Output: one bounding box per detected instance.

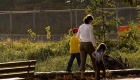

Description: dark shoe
[66,69,72,72]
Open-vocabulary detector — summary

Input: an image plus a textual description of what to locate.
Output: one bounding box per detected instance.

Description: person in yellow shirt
[66,28,81,72]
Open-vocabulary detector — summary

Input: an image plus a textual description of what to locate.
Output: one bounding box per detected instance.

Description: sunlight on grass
[36,54,94,72]
[36,55,68,72]
[0,36,140,72]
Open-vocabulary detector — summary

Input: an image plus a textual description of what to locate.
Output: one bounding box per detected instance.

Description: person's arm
[89,25,96,47]
[99,51,105,61]
[92,52,98,61]
[77,38,80,48]
[92,52,96,59]
[77,28,80,38]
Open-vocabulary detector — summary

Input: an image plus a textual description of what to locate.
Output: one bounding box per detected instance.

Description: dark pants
[95,60,106,80]
[66,53,81,70]
[80,42,96,71]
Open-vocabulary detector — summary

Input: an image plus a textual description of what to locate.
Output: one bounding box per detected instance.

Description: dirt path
[115,78,140,80]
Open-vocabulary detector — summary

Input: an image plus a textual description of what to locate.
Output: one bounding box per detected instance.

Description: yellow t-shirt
[69,35,80,53]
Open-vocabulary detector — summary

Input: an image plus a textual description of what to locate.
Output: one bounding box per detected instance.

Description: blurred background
[0,0,139,41]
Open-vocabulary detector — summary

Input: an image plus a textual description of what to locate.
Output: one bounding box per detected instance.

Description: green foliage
[27,29,37,42]
[85,0,124,42]
[54,35,70,56]
[121,0,137,6]
[0,34,70,62]
[103,39,120,55]
[45,26,51,41]
[68,29,73,36]
[26,33,71,61]
[137,5,140,21]
[0,35,140,71]
[35,55,79,72]
[118,22,140,53]
[116,51,140,68]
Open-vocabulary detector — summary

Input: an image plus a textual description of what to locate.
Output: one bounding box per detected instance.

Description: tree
[85,0,123,43]
[121,0,137,6]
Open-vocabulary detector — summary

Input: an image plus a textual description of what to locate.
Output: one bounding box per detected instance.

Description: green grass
[109,49,140,69]
[36,55,70,72]
[0,37,140,72]
[120,50,140,68]
[35,55,93,72]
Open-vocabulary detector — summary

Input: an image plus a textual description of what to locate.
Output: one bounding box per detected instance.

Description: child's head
[72,28,78,34]
[97,43,107,52]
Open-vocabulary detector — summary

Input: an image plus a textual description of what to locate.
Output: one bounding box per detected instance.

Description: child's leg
[95,61,100,80]
[100,61,106,78]
[75,53,81,68]
[66,54,75,71]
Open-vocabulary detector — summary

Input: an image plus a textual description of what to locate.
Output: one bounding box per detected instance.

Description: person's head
[97,43,107,52]
[72,28,78,34]
[83,14,94,24]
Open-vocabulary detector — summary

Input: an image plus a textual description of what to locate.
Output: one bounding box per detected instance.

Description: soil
[33,74,140,80]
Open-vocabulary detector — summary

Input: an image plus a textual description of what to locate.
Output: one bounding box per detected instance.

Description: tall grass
[120,50,140,68]
[0,35,140,72]
[109,49,140,69]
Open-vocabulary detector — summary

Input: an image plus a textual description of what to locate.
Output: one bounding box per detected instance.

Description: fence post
[75,9,77,27]
[33,7,36,32]
[10,11,12,38]
[70,9,72,29]
[116,3,119,32]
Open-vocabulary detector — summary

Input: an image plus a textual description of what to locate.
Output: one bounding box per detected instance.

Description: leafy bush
[0,32,140,72]
[118,23,140,53]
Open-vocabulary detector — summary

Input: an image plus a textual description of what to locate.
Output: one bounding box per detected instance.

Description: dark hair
[83,14,94,24]
[97,43,107,52]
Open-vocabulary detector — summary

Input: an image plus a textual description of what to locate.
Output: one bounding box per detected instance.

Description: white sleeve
[77,27,80,38]
[89,25,96,46]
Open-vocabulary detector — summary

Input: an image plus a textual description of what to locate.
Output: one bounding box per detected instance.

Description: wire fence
[0,7,138,41]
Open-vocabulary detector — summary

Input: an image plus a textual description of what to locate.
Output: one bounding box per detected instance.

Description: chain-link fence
[0,7,138,41]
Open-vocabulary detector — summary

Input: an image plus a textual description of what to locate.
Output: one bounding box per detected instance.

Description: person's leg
[80,42,87,79]
[85,42,96,71]
[89,53,96,71]
[66,54,75,71]
[80,51,87,79]
[100,61,106,78]
[75,53,81,68]
[95,61,100,80]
